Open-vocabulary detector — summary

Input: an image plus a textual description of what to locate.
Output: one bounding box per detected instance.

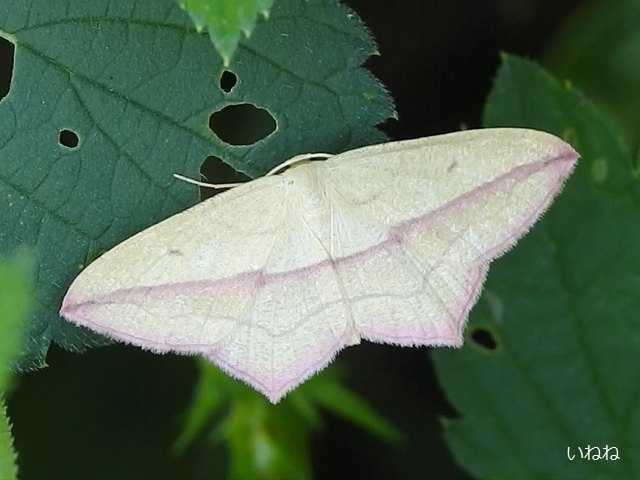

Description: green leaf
[177,361,314,479]
[0,255,31,387]
[305,375,403,444]
[180,0,275,66]
[0,404,17,480]
[224,396,313,480]
[173,360,232,454]
[433,55,640,479]
[0,255,32,480]
[176,362,400,479]
[545,0,640,144]
[0,0,394,368]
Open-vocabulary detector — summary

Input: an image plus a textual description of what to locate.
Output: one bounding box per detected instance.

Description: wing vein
[298,212,351,344]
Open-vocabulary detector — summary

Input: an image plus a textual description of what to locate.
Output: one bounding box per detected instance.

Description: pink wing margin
[356,144,578,349]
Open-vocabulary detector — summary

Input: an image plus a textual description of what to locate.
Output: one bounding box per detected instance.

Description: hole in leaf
[199,155,251,200]
[0,36,15,101]
[219,70,237,93]
[209,104,276,146]
[470,327,498,351]
[59,129,80,149]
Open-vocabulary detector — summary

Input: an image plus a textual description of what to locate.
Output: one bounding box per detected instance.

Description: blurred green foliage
[546,0,640,146]
[0,255,32,480]
[175,361,401,480]
[434,54,640,479]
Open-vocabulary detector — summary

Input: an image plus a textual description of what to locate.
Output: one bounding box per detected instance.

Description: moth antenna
[174,153,334,189]
[173,174,245,189]
[265,153,334,176]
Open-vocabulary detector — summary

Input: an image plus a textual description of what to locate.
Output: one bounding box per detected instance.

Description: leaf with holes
[0,0,394,368]
[180,0,274,66]
[432,55,640,479]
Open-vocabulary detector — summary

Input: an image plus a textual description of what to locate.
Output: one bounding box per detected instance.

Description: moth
[61,128,578,402]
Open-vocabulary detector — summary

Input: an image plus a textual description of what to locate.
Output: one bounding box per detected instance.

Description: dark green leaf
[0,0,394,368]
[433,55,640,480]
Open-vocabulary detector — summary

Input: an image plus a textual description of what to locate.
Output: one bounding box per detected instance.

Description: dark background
[3,0,584,478]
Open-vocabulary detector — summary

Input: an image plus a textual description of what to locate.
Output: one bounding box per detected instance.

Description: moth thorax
[284,164,329,211]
